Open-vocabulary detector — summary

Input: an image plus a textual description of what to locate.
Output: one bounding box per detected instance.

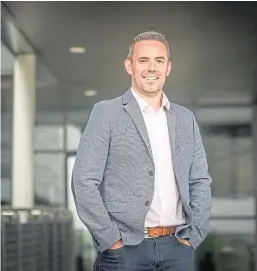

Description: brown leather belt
[144,226,176,238]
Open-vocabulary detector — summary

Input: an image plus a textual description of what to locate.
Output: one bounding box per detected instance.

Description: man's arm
[71,102,121,252]
[188,113,212,249]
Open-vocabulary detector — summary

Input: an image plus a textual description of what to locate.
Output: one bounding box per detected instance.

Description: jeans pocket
[96,247,126,271]
[171,234,194,249]
[105,246,126,253]
[176,238,192,248]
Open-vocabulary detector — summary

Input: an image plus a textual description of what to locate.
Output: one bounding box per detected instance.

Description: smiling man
[72,31,212,271]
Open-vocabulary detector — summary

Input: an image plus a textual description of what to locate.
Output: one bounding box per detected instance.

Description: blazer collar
[122,88,175,114]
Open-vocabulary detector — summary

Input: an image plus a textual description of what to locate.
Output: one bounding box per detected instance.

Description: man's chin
[142,88,161,97]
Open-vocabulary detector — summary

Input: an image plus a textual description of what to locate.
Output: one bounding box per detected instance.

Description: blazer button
[145,200,150,206]
[148,171,154,176]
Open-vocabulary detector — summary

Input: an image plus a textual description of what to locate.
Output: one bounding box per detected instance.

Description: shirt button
[148,171,154,176]
[145,201,150,206]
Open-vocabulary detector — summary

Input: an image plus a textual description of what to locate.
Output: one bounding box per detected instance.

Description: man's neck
[132,88,163,111]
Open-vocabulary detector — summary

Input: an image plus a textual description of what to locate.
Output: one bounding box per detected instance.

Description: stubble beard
[140,83,162,97]
[141,88,160,97]
[132,77,163,97]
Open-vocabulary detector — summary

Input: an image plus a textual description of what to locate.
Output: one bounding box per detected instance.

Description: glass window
[34,153,65,206]
[1,177,12,205]
[66,124,82,151]
[34,125,64,151]
[65,109,91,151]
[1,110,13,206]
[237,137,254,196]
[196,225,255,271]
[202,124,253,198]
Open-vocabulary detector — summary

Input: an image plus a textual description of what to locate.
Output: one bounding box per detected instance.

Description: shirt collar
[131,87,170,112]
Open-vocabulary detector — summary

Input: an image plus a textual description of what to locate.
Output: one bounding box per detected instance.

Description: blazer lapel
[122,89,154,164]
[165,106,180,182]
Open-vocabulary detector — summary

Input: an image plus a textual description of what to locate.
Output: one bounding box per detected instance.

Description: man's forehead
[133,41,168,58]
[134,39,166,48]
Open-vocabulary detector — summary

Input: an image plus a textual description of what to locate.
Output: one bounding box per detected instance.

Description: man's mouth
[142,75,159,81]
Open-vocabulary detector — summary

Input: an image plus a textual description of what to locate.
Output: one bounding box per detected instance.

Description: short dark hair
[127,31,171,59]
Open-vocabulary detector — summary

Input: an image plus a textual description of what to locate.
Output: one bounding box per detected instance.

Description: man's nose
[148,60,156,71]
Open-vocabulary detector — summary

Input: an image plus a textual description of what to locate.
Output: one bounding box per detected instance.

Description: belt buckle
[144,227,154,239]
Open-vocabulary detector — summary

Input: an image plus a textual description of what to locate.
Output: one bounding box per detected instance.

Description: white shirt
[131,88,185,227]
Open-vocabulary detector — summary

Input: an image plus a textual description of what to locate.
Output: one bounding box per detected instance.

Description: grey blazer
[71,89,212,252]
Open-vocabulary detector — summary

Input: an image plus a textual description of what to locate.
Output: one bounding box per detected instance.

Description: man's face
[125,40,172,97]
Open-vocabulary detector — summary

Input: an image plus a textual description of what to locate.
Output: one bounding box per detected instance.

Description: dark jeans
[93,234,195,271]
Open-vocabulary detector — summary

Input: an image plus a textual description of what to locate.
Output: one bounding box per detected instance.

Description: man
[72,31,212,271]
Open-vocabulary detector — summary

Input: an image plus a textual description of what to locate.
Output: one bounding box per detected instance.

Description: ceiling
[1,1,257,112]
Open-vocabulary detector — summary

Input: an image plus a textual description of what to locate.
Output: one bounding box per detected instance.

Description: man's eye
[139,60,147,63]
[157,60,164,64]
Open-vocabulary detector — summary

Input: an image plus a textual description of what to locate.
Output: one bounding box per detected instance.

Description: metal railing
[1,207,74,271]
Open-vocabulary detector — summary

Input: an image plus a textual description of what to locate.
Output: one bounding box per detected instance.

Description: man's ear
[166,60,172,76]
[124,58,132,75]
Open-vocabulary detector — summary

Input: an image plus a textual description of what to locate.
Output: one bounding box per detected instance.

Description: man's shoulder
[170,102,195,118]
[92,96,122,113]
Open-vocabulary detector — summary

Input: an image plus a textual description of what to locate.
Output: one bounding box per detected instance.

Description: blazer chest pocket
[103,201,127,213]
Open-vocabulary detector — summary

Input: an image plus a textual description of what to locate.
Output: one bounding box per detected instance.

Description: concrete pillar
[12,54,36,208]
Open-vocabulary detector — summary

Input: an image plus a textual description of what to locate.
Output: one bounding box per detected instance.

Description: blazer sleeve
[71,102,121,252]
[188,113,212,249]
